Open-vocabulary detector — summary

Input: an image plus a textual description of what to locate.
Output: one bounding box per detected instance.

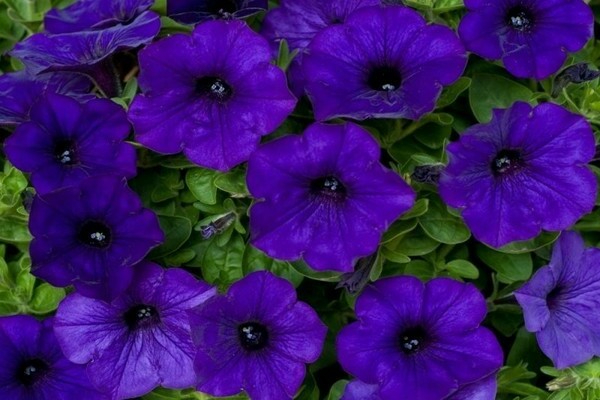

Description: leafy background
[2,0,600,399]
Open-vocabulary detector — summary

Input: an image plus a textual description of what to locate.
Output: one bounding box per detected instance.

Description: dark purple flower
[247,122,415,273]
[29,175,164,300]
[0,315,107,400]
[0,70,92,126]
[11,11,160,96]
[168,0,267,24]
[128,20,296,171]
[189,271,327,399]
[261,0,380,96]
[459,0,593,80]
[515,231,600,368]
[4,93,136,195]
[302,5,466,121]
[54,262,216,399]
[439,101,596,248]
[337,276,503,400]
[342,374,497,400]
[45,0,154,33]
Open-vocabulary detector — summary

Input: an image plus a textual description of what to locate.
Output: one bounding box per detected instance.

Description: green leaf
[186,168,219,205]
[149,215,193,259]
[243,244,304,287]
[276,38,299,72]
[28,283,66,314]
[403,260,434,280]
[381,219,419,244]
[291,260,342,282]
[388,227,440,256]
[469,73,533,122]
[381,247,411,263]
[445,259,479,279]
[477,245,532,283]
[326,380,348,400]
[400,198,429,220]
[418,196,470,244]
[489,304,523,337]
[189,234,245,287]
[295,372,319,400]
[0,216,31,243]
[159,16,193,35]
[214,168,248,196]
[437,76,471,108]
[496,231,561,254]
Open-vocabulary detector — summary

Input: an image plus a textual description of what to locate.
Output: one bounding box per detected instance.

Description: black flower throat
[124,304,159,330]
[195,76,233,102]
[238,322,269,351]
[17,358,49,386]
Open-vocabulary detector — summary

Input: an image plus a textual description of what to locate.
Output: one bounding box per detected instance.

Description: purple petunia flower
[439,101,596,248]
[337,276,503,400]
[45,0,154,33]
[261,0,380,96]
[11,10,159,96]
[515,231,600,368]
[0,315,107,400]
[302,5,466,121]
[168,0,268,25]
[188,271,327,399]
[4,93,136,195]
[128,20,296,171]
[0,70,92,126]
[29,175,164,300]
[247,122,415,273]
[343,374,497,400]
[54,262,216,399]
[459,0,593,80]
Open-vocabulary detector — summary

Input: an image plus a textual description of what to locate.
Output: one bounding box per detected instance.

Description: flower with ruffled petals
[188,271,326,399]
[168,0,267,24]
[337,276,503,400]
[128,20,296,171]
[303,5,466,120]
[0,315,107,400]
[44,0,155,33]
[516,231,600,368]
[54,262,215,399]
[439,101,596,248]
[0,70,92,126]
[261,0,380,96]
[247,122,415,273]
[11,10,159,96]
[459,0,593,80]
[29,175,164,300]
[4,93,136,194]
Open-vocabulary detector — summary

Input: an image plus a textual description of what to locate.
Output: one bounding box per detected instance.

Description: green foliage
[469,73,534,123]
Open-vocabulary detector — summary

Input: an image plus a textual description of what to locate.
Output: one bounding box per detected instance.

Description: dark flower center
[310,176,347,202]
[546,286,563,310]
[17,359,49,386]
[367,66,402,92]
[78,221,111,248]
[491,149,523,176]
[54,140,77,165]
[206,0,238,14]
[506,6,534,31]
[238,322,269,351]
[123,304,160,330]
[399,327,427,355]
[195,76,233,102]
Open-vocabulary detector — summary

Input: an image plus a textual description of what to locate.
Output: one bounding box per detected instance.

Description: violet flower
[44,0,155,33]
[11,10,160,97]
[0,70,92,126]
[261,0,380,96]
[247,122,415,273]
[54,262,216,399]
[188,271,327,399]
[439,101,596,248]
[29,175,164,300]
[4,93,136,195]
[168,0,267,25]
[302,5,466,120]
[337,276,503,400]
[459,0,593,80]
[0,315,107,400]
[128,20,296,171]
[516,231,600,368]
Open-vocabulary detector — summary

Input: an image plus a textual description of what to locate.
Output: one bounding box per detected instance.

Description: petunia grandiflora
[439,101,596,248]
[337,276,503,400]
[188,271,327,399]
[516,231,600,369]
[302,5,467,121]
[459,0,594,80]
[247,122,415,273]
[128,19,296,171]
[54,262,216,399]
